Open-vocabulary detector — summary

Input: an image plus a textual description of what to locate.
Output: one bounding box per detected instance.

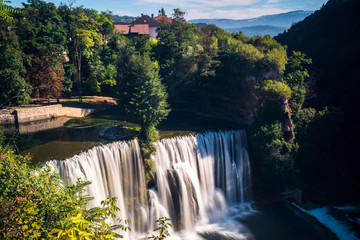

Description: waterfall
[48,130,253,239]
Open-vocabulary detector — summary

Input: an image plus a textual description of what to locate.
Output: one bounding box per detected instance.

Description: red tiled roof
[154,15,173,24]
[114,24,150,35]
[130,24,149,34]
[114,24,130,34]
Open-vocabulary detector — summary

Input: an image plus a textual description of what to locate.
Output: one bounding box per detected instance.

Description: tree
[172,8,186,23]
[24,47,66,101]
[15,0,67,56]
[13,0,67,101]
[0,146,89,238]
[284,51,312,111]
[0,23,32,106]
[155,10,220,105]
[250,122,296,195]
[118,54,170,182]
[59,6,113,99]
[0,0,18,22]
[254,80,292,100]
[158,7,166,16]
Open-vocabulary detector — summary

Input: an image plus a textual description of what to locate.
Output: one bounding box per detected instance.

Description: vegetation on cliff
[276,0,360,204]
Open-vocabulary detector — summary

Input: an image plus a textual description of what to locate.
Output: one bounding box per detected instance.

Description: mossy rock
[98,125,139,141]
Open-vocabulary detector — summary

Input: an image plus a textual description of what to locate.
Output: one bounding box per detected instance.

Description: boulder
[99,125,139,141]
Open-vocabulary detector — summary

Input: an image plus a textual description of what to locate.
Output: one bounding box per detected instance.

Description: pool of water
[3,109,239,163]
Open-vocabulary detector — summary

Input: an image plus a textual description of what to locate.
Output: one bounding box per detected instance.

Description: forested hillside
[276,0,360,204]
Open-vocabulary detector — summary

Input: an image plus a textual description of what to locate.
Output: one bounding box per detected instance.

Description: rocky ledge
[99,125,139,142]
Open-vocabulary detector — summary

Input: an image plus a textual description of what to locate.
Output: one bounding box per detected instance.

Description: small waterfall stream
[48,130,253,239]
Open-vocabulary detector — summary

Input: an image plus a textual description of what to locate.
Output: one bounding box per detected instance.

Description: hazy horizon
[9,0,327,20]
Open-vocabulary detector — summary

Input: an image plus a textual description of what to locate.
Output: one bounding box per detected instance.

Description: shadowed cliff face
[204,67,284,124]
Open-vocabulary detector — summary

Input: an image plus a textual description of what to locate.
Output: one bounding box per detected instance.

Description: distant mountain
[189,10,313,36]
[225,25,287,37]
[113,15,138,23]
[188,10,313,29]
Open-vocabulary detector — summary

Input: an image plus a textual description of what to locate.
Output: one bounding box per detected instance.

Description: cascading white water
[48,130,253,239]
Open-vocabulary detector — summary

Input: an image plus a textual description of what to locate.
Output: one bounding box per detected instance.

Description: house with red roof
[154,15,173,24]
[114,14,172,40]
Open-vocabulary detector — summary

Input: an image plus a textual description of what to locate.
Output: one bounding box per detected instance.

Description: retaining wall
[0,104,95,125]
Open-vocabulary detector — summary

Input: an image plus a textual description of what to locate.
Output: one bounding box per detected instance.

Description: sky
[9,0,328,20]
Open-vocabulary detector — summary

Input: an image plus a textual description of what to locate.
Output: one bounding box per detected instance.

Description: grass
[60,96,117,109]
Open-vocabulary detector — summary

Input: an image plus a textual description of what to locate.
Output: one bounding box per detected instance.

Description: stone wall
[0,109,16,124]
[0,104,95,125]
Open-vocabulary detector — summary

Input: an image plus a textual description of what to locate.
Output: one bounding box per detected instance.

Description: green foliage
[154,12,220,105]
[254,80,292,99]
[250,122,297,194]
[138,125,158,183]
[293,107,316,136]
[133,34,153,56]
[172,8,186,23]
[277,0,360,203]
[119,54,170,128]
[0,146,89,238]
[158,8,166,16]
[0,146,132,239]
[0,25,32,106]
[0,128,4,145]
[284,51,312,110]
[49,196,130,239]
[63,62,76,95]
[0,0,19,22]
[250,35,288,70]
[118,54,170,182]
[149,217,173,240]
[15,0,67,55]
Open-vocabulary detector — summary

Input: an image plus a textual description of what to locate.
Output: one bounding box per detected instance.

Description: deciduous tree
[24,47,65,101]
[0,23,31,106]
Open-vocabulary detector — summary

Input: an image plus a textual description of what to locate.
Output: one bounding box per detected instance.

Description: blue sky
[9,0,328,20]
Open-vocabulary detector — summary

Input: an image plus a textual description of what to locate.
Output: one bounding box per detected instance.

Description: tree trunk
[76,49,83,102]
[280,96,294,142]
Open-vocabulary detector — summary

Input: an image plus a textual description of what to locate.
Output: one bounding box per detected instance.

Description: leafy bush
[49,196,130,239]
[149,217,173,240]
[254,80,292,99]
[250,122,297,194]
[0,146,88,238]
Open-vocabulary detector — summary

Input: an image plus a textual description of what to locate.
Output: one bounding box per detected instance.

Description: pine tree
[119,54,170,182]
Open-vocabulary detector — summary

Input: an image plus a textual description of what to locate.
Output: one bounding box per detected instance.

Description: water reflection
[3,117,120,163]
[1,109,244,163]
[2,117,72,135]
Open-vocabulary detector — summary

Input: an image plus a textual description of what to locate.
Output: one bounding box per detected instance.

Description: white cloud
[136,0,262,8]
[114,10,137,16]
[186,7,292,20]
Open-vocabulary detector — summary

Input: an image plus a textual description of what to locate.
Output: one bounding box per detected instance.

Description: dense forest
[1,0,359,238]
[276,0,360,204]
